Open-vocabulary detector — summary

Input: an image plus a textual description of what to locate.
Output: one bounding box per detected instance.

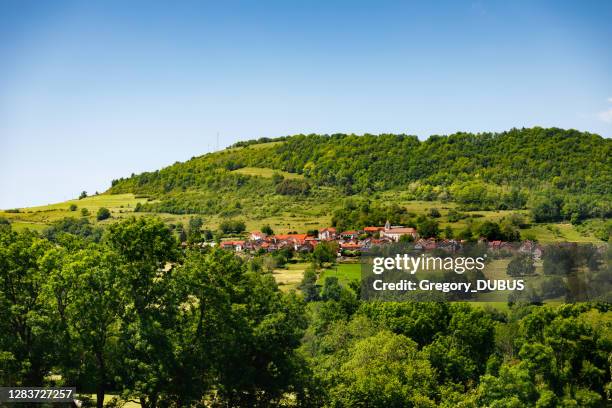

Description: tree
[43,217,103,243]
[313,241,338,267]
[417,218,440,238]
[96,207,111,221]
[174,249,308,406]
[275,179,311,196]
[322,331,437,407]
[107,217,179,407]
[321,276,342,301]
[49,245,124,408]
[299,267,319,301]
[69,203,78,211]
[399,233,415,243]
[79,191,88,200]
[219,219,246,234]
[507,253,535,277]
[261,224,274,235]
[187,216,204,242]
[444,225,454,239]
[540,276,567,299]
[531,193,563,222]
[0,228,57,386]
[0,217,10,233]
[477,221,503,240]
[428,208,441,218]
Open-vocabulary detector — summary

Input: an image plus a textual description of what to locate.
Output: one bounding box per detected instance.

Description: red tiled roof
[341,242,361,249]
[320,227,336,232]
[364,226,384,232]
[274,234,308,241]
[221,240,245,246]
[384,227,417,234]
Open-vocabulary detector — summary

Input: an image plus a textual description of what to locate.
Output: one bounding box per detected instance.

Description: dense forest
[1,218,610,407]
[108,128,612,222]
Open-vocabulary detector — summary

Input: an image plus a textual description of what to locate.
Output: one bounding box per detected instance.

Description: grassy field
[232,166,304,180]
[224,140,285,152]
[317,263,362,286]
[0,193,149,231]
[1,191,604,243]
[274,262,311,292]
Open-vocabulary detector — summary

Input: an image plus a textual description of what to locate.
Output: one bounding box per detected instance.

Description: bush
[43,217,103,242]
[428,208,441,218]
[275,179,311,196]
[81,208,90,216]
[477,221,503,240]
[417,218,440,238]
[69,204,77,211]
[96,207,111,221]
[507,253,535,277]
[219,219,246,234]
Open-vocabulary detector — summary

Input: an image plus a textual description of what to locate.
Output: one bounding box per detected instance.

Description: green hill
[3,127,611,240]
[109,127,611,216]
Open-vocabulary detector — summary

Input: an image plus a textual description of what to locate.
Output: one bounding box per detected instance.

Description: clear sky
[1,0,611,208]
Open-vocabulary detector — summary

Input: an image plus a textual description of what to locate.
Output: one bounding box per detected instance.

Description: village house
[220,240,245,252]
[519,240,543,260]
[487,240,514,253]
[364,226,385,235]
[437,239,462,252]
[340,230,361,240]
[318,227,337,240]
[249,231,267,241]
[272,234,310,251]
[380,220,418,242]
[414,238,437,250]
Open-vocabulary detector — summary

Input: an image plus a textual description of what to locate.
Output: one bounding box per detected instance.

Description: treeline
[302,291,611,407]
[1,219,611,407]
[229,136,289,148]
[0,218,306,407]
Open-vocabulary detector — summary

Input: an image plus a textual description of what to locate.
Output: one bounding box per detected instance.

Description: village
[210,220,544,259]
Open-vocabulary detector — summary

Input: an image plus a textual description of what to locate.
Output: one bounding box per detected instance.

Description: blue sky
[1,0,611,208]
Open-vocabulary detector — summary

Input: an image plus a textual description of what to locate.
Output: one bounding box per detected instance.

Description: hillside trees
[219,219,246,234]
[109,128,611,219]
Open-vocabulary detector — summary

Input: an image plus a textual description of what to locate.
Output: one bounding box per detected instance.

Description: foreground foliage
[0,218,610,407]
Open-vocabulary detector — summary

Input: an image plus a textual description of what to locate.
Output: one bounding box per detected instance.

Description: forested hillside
[109,127,612,221]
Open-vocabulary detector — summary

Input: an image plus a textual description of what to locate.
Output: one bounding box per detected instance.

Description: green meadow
[1,191,605,244]
[232,166,305,180]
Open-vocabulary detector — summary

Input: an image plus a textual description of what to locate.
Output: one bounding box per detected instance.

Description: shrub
[219,219,246,234]
[275,179,311,196]
[96,207,111,221]
[428,208,441,218]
